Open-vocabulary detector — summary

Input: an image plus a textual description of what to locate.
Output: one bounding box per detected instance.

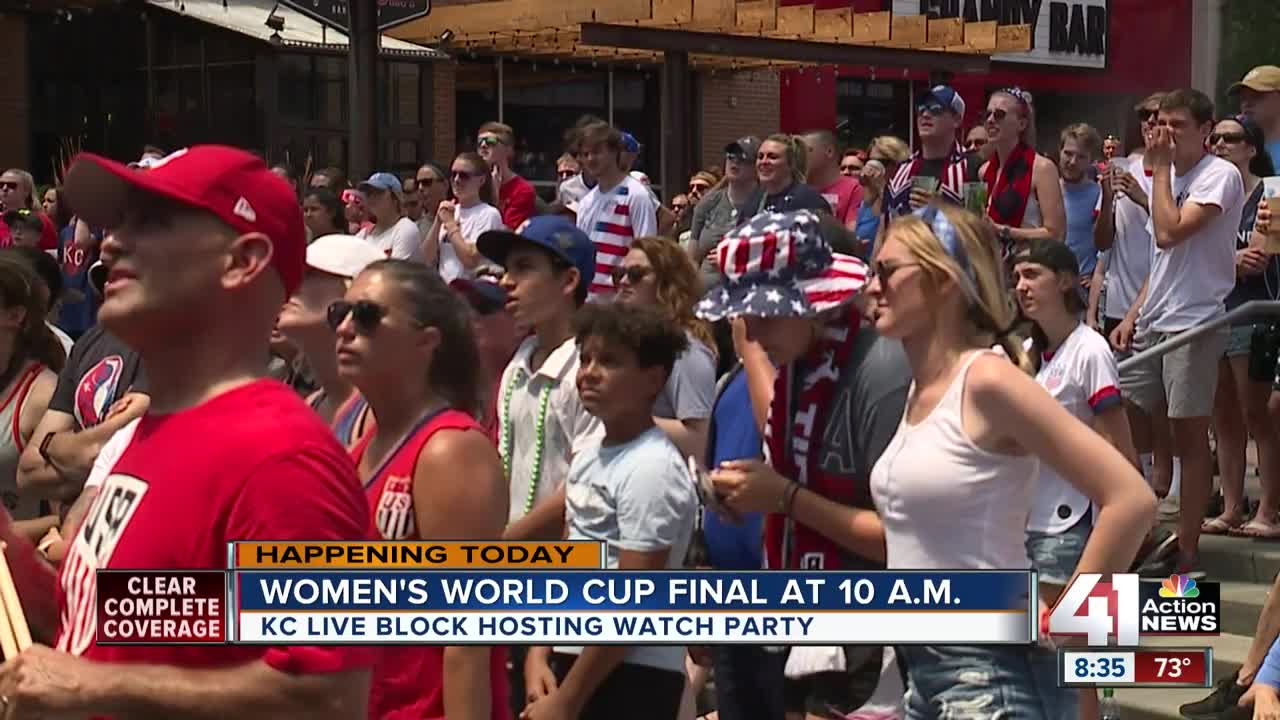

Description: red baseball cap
[61,145,305,295]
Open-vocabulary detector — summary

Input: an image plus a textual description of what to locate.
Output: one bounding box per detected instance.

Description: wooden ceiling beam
[735,0,777,33]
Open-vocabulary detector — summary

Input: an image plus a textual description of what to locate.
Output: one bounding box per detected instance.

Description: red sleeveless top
[350,408,511,720]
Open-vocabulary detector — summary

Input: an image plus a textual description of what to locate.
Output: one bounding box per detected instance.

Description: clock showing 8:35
[1061,651,1137,685]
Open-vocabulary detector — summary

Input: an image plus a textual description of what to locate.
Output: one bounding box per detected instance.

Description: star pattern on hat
[765,288,782,304]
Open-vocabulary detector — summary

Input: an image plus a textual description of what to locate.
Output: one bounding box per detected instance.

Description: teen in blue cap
[357,171,423,261]
[477,215,602,541]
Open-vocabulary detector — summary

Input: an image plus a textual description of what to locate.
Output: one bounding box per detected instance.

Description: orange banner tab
[231,542,603,569]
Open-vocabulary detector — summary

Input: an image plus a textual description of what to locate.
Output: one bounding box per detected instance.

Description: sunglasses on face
[611,266,653,285]
[1210,132,1246,145]
[558,170,577,179]
[917,102,947,116]
[477,136,504,148]
[689,183,711,194]
[966,139,988,149]
[415,176,440,187]
[451,170,477,182]
[327,299,387,334]
[0,182,16,191]
[726,152,749,164]
[871,260,919,284]
[983,108,1008,122]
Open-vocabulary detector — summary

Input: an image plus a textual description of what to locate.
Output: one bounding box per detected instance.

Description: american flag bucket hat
[695,210,869,321]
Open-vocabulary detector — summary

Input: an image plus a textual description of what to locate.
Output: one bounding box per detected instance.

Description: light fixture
[439,29,455,44]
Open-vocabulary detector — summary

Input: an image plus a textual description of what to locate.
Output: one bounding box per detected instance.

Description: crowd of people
[2,63,1280,720]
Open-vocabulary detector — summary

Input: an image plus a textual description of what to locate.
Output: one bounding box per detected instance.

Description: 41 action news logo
[1047,574,1220,646]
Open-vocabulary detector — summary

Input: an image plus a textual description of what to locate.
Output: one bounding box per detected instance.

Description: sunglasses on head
[1210,132,1247,145]
[327,299,387,334]
[610,266,652,285]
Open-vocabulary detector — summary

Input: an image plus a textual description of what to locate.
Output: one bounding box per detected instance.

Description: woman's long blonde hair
[884,203,1033,374]
[630,236,718,358]
[761,133,808,185]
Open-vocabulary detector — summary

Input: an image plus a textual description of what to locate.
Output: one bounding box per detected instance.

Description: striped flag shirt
[576,175,658,298]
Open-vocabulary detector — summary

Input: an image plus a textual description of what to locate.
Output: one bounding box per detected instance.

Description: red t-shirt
[56,380,375,681]
[351,408,510,720]
[820,175,865,226]
[498,175,536,230]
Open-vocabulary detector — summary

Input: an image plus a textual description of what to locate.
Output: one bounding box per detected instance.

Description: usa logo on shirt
[75,356,125,429]
[375,475,416,540]
[58,473,149,656]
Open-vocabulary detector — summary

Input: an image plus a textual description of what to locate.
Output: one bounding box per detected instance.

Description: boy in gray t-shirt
[522,303,698,720]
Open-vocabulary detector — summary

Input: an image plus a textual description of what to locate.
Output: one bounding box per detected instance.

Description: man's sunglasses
[917,102,948,116]
[689,183,711,194]
[610,266,652,285]
[477,136,504,148]
[327,300,387,334]
[1210,132,1246,145]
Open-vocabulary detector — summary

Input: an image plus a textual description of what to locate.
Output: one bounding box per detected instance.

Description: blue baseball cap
[918,85,966,117]
[358,172,403,196]
[477,216,596,295]
[620,132,641,154]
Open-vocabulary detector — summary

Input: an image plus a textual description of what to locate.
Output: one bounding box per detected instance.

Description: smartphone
[688,456,740,524]
[911,175,940,194]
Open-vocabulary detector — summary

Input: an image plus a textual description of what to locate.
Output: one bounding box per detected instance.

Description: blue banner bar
[235,570,1032,612]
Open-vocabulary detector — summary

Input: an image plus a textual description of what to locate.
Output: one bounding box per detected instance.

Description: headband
[913,205,980,304]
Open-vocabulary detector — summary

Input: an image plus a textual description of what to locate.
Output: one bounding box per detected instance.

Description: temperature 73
[1154,656,1191,678]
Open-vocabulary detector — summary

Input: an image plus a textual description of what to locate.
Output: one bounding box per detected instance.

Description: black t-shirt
[737,182,832,224]
[1227,183,1277,312]
[48,324,147,431]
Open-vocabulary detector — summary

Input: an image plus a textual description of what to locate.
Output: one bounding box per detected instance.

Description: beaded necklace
[499,367,553,516]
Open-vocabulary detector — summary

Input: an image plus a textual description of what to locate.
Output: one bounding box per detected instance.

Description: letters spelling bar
[231,541,603,569]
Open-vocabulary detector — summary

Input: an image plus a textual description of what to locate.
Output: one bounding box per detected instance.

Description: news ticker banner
[94,542,1037,645]
[1059,648,1213,688]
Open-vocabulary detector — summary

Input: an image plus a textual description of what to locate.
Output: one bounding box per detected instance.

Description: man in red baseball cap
[0,146,374,717]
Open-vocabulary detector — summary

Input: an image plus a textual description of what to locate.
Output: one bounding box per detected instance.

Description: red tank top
[350,408,510,720]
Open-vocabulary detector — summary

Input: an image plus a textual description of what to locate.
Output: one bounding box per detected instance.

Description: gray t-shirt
[653,333,716,421]
[560,425,697,671]
[690,188,739,291]
[816,327,911,512]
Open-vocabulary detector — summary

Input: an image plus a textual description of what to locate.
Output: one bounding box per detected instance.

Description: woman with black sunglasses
[332,259,509,720]
[980,88,1066,258]
[1204,113,1280,539]
[613,236,717,462]
[423,152,505,282]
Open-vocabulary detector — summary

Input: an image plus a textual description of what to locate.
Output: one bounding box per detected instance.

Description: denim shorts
[899,645,1076,720]
[1226,324,1255,359]
[1025,513,1092,586]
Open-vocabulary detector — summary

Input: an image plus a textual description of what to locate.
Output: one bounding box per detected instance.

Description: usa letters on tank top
[376,475,416,540]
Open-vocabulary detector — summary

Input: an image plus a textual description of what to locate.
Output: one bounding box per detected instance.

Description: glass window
[278,55,313,122]
[382,62,421,128]
[208,65,256,148]
[835,77,910,154]
[316,56,347,126]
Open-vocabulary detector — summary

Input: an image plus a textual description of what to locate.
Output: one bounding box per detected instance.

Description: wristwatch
[38,431,58,465]
[999,225,1013,243]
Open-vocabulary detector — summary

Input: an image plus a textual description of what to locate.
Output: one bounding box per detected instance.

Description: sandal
[1230,519,1280,539]
[1203,516,1243,535]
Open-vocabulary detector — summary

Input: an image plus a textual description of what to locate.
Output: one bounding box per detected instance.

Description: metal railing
[1116,300,1280,373]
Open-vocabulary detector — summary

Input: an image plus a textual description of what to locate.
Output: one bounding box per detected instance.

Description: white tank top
[869,351,1039,570]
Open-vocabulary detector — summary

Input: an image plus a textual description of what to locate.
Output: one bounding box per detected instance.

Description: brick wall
[698,68,779,173]
[430,60,456,164]
[0,14,29,171]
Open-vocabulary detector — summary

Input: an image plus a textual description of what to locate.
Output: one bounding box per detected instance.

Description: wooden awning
[387,0,1032,70]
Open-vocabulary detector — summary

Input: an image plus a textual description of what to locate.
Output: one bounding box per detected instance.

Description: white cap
[306,234,387,279]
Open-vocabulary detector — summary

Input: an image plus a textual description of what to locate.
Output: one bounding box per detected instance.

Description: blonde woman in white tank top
[708,204,1155,720]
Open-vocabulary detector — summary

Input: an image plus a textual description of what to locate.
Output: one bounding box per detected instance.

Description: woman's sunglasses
[610,266,652,285]
[983,108,1008,122]
[558,170,577,180]
[451,170,477,182]
[0,182,17,192]
[689,183,711,194]
[1210,132,1246,145]
[965,138,988,150]
[327,299,387,334]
